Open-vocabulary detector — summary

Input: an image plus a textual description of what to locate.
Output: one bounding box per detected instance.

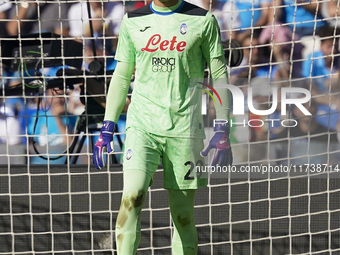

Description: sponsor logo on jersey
[141,34,186,52]
[152,57,175,72]
[180,23,187,35]
[140,26,151,32]
[126,149,132,160]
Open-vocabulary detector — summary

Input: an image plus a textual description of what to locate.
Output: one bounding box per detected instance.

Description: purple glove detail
[93,120,115,169]
[201,121,233,166]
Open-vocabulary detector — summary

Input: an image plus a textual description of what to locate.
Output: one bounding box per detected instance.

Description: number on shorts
[184,160,204,180]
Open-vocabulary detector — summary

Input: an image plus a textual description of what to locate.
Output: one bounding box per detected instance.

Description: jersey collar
[150,0,184,15]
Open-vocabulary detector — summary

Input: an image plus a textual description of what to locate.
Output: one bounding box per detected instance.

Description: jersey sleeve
[104,61,135,122]
[201,12,224,61]
[114,14,136,63]
[210,56,231,121]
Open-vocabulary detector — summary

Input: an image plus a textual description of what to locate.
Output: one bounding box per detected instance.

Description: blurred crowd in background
[0,0,339,165]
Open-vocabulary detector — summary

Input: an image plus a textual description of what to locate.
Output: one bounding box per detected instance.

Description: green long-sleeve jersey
[105,0,229,138]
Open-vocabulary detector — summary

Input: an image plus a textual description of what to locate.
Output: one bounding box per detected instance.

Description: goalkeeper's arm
[208,55,231,121]
[104,61,135,122]
[200,55,232,166]
[92,61,134,169]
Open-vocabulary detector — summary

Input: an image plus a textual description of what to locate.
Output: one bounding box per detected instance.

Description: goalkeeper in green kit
[92,0,232,253]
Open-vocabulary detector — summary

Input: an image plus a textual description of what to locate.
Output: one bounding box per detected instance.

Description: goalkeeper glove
[201,121,233,166]
[93,120,115,169]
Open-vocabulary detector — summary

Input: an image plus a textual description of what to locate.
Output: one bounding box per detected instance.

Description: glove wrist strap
[213,121,230,134]
[101,120,115,133]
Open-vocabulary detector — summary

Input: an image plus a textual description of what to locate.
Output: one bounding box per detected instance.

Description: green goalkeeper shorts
[123,127,207,190]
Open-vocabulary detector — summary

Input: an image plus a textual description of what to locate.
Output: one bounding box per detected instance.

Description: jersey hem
[126,125,205,139]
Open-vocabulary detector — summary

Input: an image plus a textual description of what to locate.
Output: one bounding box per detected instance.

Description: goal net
[0,0,340,254]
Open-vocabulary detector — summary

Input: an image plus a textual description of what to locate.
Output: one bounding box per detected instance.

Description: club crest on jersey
[180,23,187,35]
[126,149,132,160]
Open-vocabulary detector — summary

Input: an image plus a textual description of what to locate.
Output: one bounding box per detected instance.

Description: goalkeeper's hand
[93,120,115,169]
[201,121,233,166]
